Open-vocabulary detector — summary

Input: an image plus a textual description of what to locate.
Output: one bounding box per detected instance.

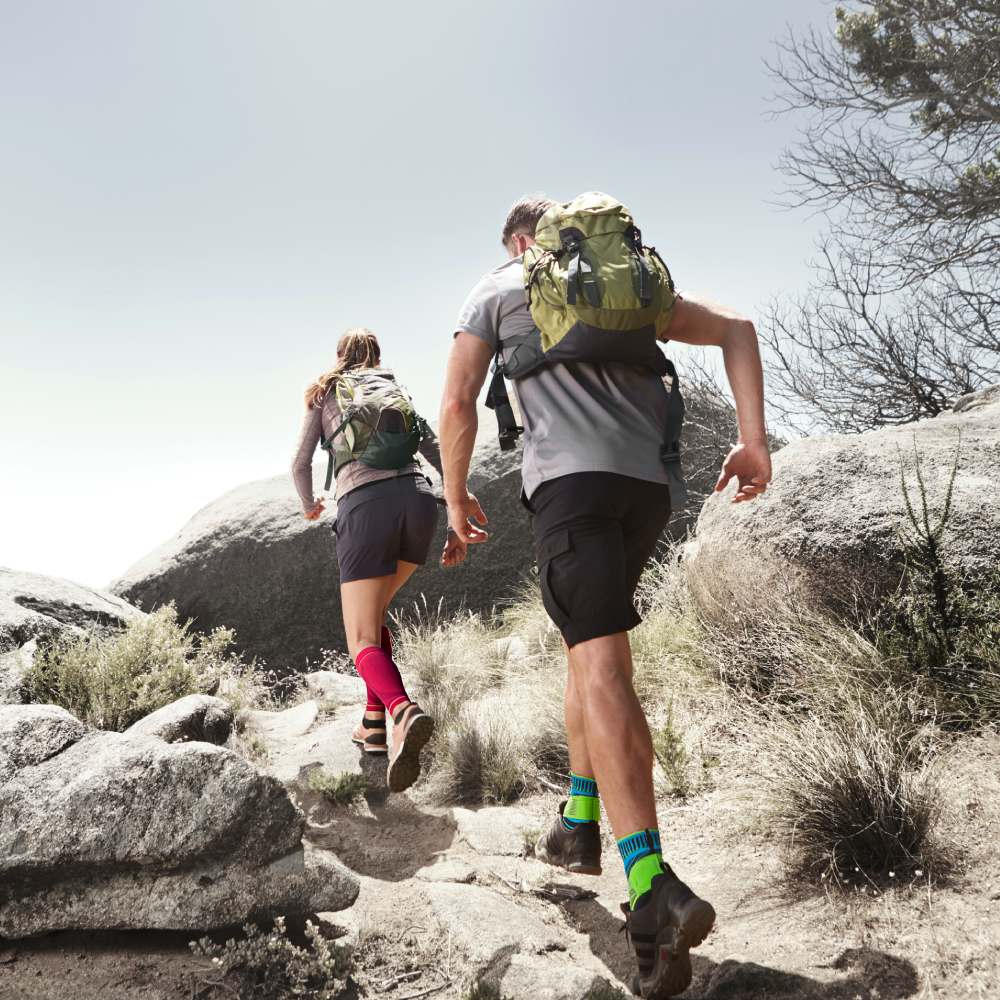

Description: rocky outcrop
[0,567,144,704]
[0,703,358,937]
[111,438,528,671]
[112,391,734,671]
[124,693,234,745]
[691,384,1000,597]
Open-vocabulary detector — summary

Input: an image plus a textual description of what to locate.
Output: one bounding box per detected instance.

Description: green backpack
[500,192,676,380]
[319,369,428,490]
[485,192,684,458]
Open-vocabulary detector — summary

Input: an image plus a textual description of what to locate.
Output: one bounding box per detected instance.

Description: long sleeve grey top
[291,374,443,511]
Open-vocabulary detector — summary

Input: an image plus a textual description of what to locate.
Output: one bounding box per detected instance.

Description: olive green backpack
[485,192,683,459]
[498,192,676,380]
[319,369,428,490]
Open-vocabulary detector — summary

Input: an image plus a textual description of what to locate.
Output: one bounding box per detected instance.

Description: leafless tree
[765,1,1000,431]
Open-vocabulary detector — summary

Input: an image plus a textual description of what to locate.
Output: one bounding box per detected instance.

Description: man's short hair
[501,195,556,248]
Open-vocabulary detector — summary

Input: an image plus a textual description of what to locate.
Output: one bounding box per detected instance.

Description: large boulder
[111,438,529,672]
[0,567,143,704]
[0,703,358,937]
[112,392,734,672]
[691,384,1000,596]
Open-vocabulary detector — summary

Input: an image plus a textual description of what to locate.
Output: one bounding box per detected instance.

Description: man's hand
[304,499,325,521]
[715,440,772,503]
[441,492,489,566]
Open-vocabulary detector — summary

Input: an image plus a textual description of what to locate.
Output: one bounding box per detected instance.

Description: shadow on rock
[564,898,920,999]
[304,789,458,884]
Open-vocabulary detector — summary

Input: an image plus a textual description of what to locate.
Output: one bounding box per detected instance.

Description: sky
[1,0,831,588]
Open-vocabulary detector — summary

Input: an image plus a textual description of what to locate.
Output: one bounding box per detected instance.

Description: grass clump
[394,599,568,805]
[23,604,258,731]
[307,768,366,806]
[760,692,943,886]
[191,917,351,999]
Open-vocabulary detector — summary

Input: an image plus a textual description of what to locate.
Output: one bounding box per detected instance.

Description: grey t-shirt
[455,256,681,501]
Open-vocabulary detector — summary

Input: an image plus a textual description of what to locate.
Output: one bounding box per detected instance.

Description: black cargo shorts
[524,472,673,647]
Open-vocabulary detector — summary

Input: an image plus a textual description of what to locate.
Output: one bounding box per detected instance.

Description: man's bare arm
[666,296,772,502]
[438,332,494,562]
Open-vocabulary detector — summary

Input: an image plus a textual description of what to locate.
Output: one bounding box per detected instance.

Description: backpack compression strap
[320,411,354,491]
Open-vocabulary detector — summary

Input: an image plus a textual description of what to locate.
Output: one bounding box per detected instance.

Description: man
[438,195,772,999]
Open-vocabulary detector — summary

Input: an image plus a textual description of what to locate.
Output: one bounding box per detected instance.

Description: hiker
[439,194,772,998]
[292,327,440,793]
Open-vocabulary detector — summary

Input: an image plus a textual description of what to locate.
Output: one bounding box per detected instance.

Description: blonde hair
[304,327,381,408]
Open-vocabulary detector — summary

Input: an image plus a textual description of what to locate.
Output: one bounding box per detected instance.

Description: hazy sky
[1,0,830,588]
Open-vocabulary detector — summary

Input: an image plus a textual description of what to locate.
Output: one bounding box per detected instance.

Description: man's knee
[570,633,635,696]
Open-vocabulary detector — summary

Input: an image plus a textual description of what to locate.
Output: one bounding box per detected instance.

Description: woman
[292,328,442,793]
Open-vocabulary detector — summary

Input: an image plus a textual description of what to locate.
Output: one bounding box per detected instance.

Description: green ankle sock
[562,773,600,828]
[618,829,664,909]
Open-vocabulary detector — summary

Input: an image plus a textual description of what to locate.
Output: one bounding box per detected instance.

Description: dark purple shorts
[334,474,439,583]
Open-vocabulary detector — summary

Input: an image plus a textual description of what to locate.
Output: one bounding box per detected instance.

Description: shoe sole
[351,738,388,754]
[533,841,602,877]
[387,714,435,793]
[640,897,716,999]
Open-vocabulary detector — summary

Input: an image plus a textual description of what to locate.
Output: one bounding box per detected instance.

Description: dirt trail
[3,701,995,999]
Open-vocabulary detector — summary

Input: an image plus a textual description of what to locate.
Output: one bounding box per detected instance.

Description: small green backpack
[501,192,676,379]
[319,369,428,490]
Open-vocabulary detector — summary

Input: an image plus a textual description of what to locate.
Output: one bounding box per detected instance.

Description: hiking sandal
[386,703,435,793]
[351,713,388,754]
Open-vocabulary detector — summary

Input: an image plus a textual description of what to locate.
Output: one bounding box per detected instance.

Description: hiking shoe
[534,801,603,876]
[620,866,715,998]
[351,713,388,754]
[386,703,435,793]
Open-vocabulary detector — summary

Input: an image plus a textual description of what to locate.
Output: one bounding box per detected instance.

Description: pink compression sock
[362,627,395,713]
[355,645,410,717]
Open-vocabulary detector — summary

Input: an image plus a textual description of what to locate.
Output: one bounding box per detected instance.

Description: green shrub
[307,768,366,806]
[872,441,1000,725]
[191,917,351,999]
[652,702,691,799]
[22,604,257,731]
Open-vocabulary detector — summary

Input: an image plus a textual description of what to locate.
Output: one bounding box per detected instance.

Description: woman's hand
[304,499,326,521]
[714,440,772,503]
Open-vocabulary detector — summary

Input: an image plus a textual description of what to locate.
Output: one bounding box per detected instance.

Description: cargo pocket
[537,529,573,629]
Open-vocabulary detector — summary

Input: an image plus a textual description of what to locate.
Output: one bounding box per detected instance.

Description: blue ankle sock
[562,772,600,829]
[618,829,665,909]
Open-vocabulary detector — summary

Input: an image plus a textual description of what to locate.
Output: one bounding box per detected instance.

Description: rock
[111,393,732,670]
[453,805,541,857]
[246,701,319,741]
[125,694,234,745]
[0,842,356,937]
[0,568,143,704]
[492,953,618,1000]
[0,567,142,652]
[304,671,366,706]
[415,859,477,884]
[424,882,563,963]
[110,437,529,670]
[0,704,86,783]
[0,704,358,935]
[691,384,1000,598]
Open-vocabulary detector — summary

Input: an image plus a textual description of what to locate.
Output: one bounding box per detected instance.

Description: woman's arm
[290,404,324,514]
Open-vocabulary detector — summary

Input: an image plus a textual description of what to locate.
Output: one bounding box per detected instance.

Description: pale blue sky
[1,0,829,587]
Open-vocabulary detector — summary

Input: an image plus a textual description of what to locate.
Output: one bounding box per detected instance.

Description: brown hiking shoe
[533,801,603,876]
[621,866,715,998]
[351,713,388,754]
[386,702,435,793]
